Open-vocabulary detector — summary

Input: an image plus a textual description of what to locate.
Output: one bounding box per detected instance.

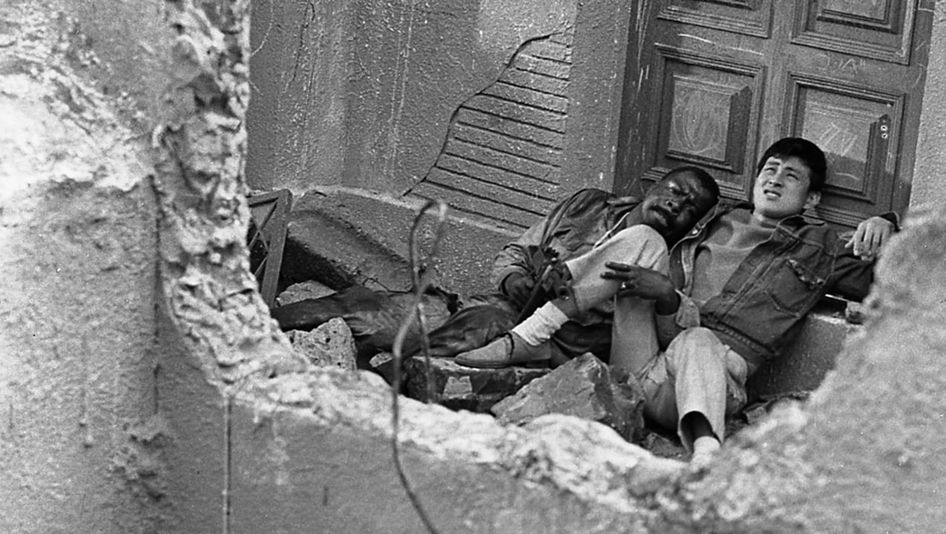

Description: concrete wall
[910,0,946,212]
[0,1,167,530]
[248,0,579,195]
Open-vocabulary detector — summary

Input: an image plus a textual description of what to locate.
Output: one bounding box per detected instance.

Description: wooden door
[616,0,933,228]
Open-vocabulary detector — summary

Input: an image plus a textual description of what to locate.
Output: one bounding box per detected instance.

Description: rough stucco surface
[229,374,680,533]
[0,2,163,531]
[911,1,946,211]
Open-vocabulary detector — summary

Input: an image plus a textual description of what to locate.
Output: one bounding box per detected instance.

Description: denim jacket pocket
[766,258,826,315]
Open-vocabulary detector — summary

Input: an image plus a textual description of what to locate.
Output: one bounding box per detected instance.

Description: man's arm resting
[602,262,699,345]
[602,261,678,312]
[830,213,898,301]
[500,271,535,308]
[844,213,898,260]
[491,224,545,289]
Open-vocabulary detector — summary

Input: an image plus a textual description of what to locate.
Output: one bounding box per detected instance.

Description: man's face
[640,172,717,242]
[751,155,820,224]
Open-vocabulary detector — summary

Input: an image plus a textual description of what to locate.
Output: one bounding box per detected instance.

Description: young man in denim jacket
[605,137,896,462]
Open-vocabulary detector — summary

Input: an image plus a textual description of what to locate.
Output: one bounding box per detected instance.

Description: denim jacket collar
[702,199,826,231]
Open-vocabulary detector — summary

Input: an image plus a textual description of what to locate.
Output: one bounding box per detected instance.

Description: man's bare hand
[846,216,895,260]
[502,272,535,308]
[602,262,679,315]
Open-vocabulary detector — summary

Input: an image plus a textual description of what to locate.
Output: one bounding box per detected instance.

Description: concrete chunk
[490,353,644,442]
[404,356,549,412]
[288,318,357,371]
[281,202,413,292]
[275,280,336,307]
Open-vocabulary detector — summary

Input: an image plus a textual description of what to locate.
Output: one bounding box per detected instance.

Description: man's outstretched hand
[602,262,679,315]
[502,272,535,308]
[846,216,895,260]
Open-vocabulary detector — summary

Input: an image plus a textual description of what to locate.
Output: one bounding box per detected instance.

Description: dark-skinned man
[456,166,719,376]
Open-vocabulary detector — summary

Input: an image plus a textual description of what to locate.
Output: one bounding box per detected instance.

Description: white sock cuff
[512,302,569,345]
[693,435,721,455]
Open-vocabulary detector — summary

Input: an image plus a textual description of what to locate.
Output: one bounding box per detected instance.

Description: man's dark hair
[664,165,720,202]
[755,137,827,192]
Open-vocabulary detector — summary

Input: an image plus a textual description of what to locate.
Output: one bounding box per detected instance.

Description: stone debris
[844,300,866,324]
[281,202,413,293]
[287,318,357,371]
[403,356,549,412]
[490,353,645,442]
[275,280,336,307]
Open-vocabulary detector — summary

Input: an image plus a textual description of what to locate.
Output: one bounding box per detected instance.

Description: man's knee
[666,327,724,368]
[669,326,719,350]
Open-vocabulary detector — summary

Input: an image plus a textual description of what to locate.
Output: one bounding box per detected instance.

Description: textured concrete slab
[288,188,513,296]
[275,280,336,307]
[747,310,862,401]
[287,318,358,371]
[281,205,414,292]
[227,369,680,534]
[491,353,644,442]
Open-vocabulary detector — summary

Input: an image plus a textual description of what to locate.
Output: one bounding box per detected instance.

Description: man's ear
[804,190,821,210]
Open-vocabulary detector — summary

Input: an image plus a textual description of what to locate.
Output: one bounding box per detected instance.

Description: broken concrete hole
[5,0,946,532]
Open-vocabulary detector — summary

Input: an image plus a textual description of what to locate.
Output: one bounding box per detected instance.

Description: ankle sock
[511,302,569,346]
[692,435,721,456]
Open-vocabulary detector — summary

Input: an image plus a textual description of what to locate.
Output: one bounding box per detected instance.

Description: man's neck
[750,210,786,227]
[619,204,644,230]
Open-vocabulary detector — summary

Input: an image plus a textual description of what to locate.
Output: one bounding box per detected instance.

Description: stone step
[747,307,863,402]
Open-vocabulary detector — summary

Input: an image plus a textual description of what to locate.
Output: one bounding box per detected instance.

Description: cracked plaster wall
[0,1,167,531]
[246,0,578,195]
[246,0,631,202]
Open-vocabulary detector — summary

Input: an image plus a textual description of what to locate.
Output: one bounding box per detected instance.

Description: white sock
[511,302,569,346]
[693,435,721,456]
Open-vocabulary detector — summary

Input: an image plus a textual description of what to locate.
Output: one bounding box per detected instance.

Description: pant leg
[563,224,668,312]
[563,225,668,375]
[609,293,659,377]
[639,327,749,450]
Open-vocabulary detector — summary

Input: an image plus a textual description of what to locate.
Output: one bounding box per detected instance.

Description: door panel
[793,0,917,64]
[657,0,773,38]
[787,74,902,226]
[618,0,932,229]
[649,47,764,200]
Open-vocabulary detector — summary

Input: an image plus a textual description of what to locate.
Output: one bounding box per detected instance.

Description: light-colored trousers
[563,224,749,448]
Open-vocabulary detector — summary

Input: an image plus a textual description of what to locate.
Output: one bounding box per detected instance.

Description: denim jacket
[666,201,880,371]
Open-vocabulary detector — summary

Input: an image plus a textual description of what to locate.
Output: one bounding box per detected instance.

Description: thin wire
[390,199,448,534]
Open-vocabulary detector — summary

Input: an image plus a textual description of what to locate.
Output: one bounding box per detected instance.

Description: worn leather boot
[454,331,550,368]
